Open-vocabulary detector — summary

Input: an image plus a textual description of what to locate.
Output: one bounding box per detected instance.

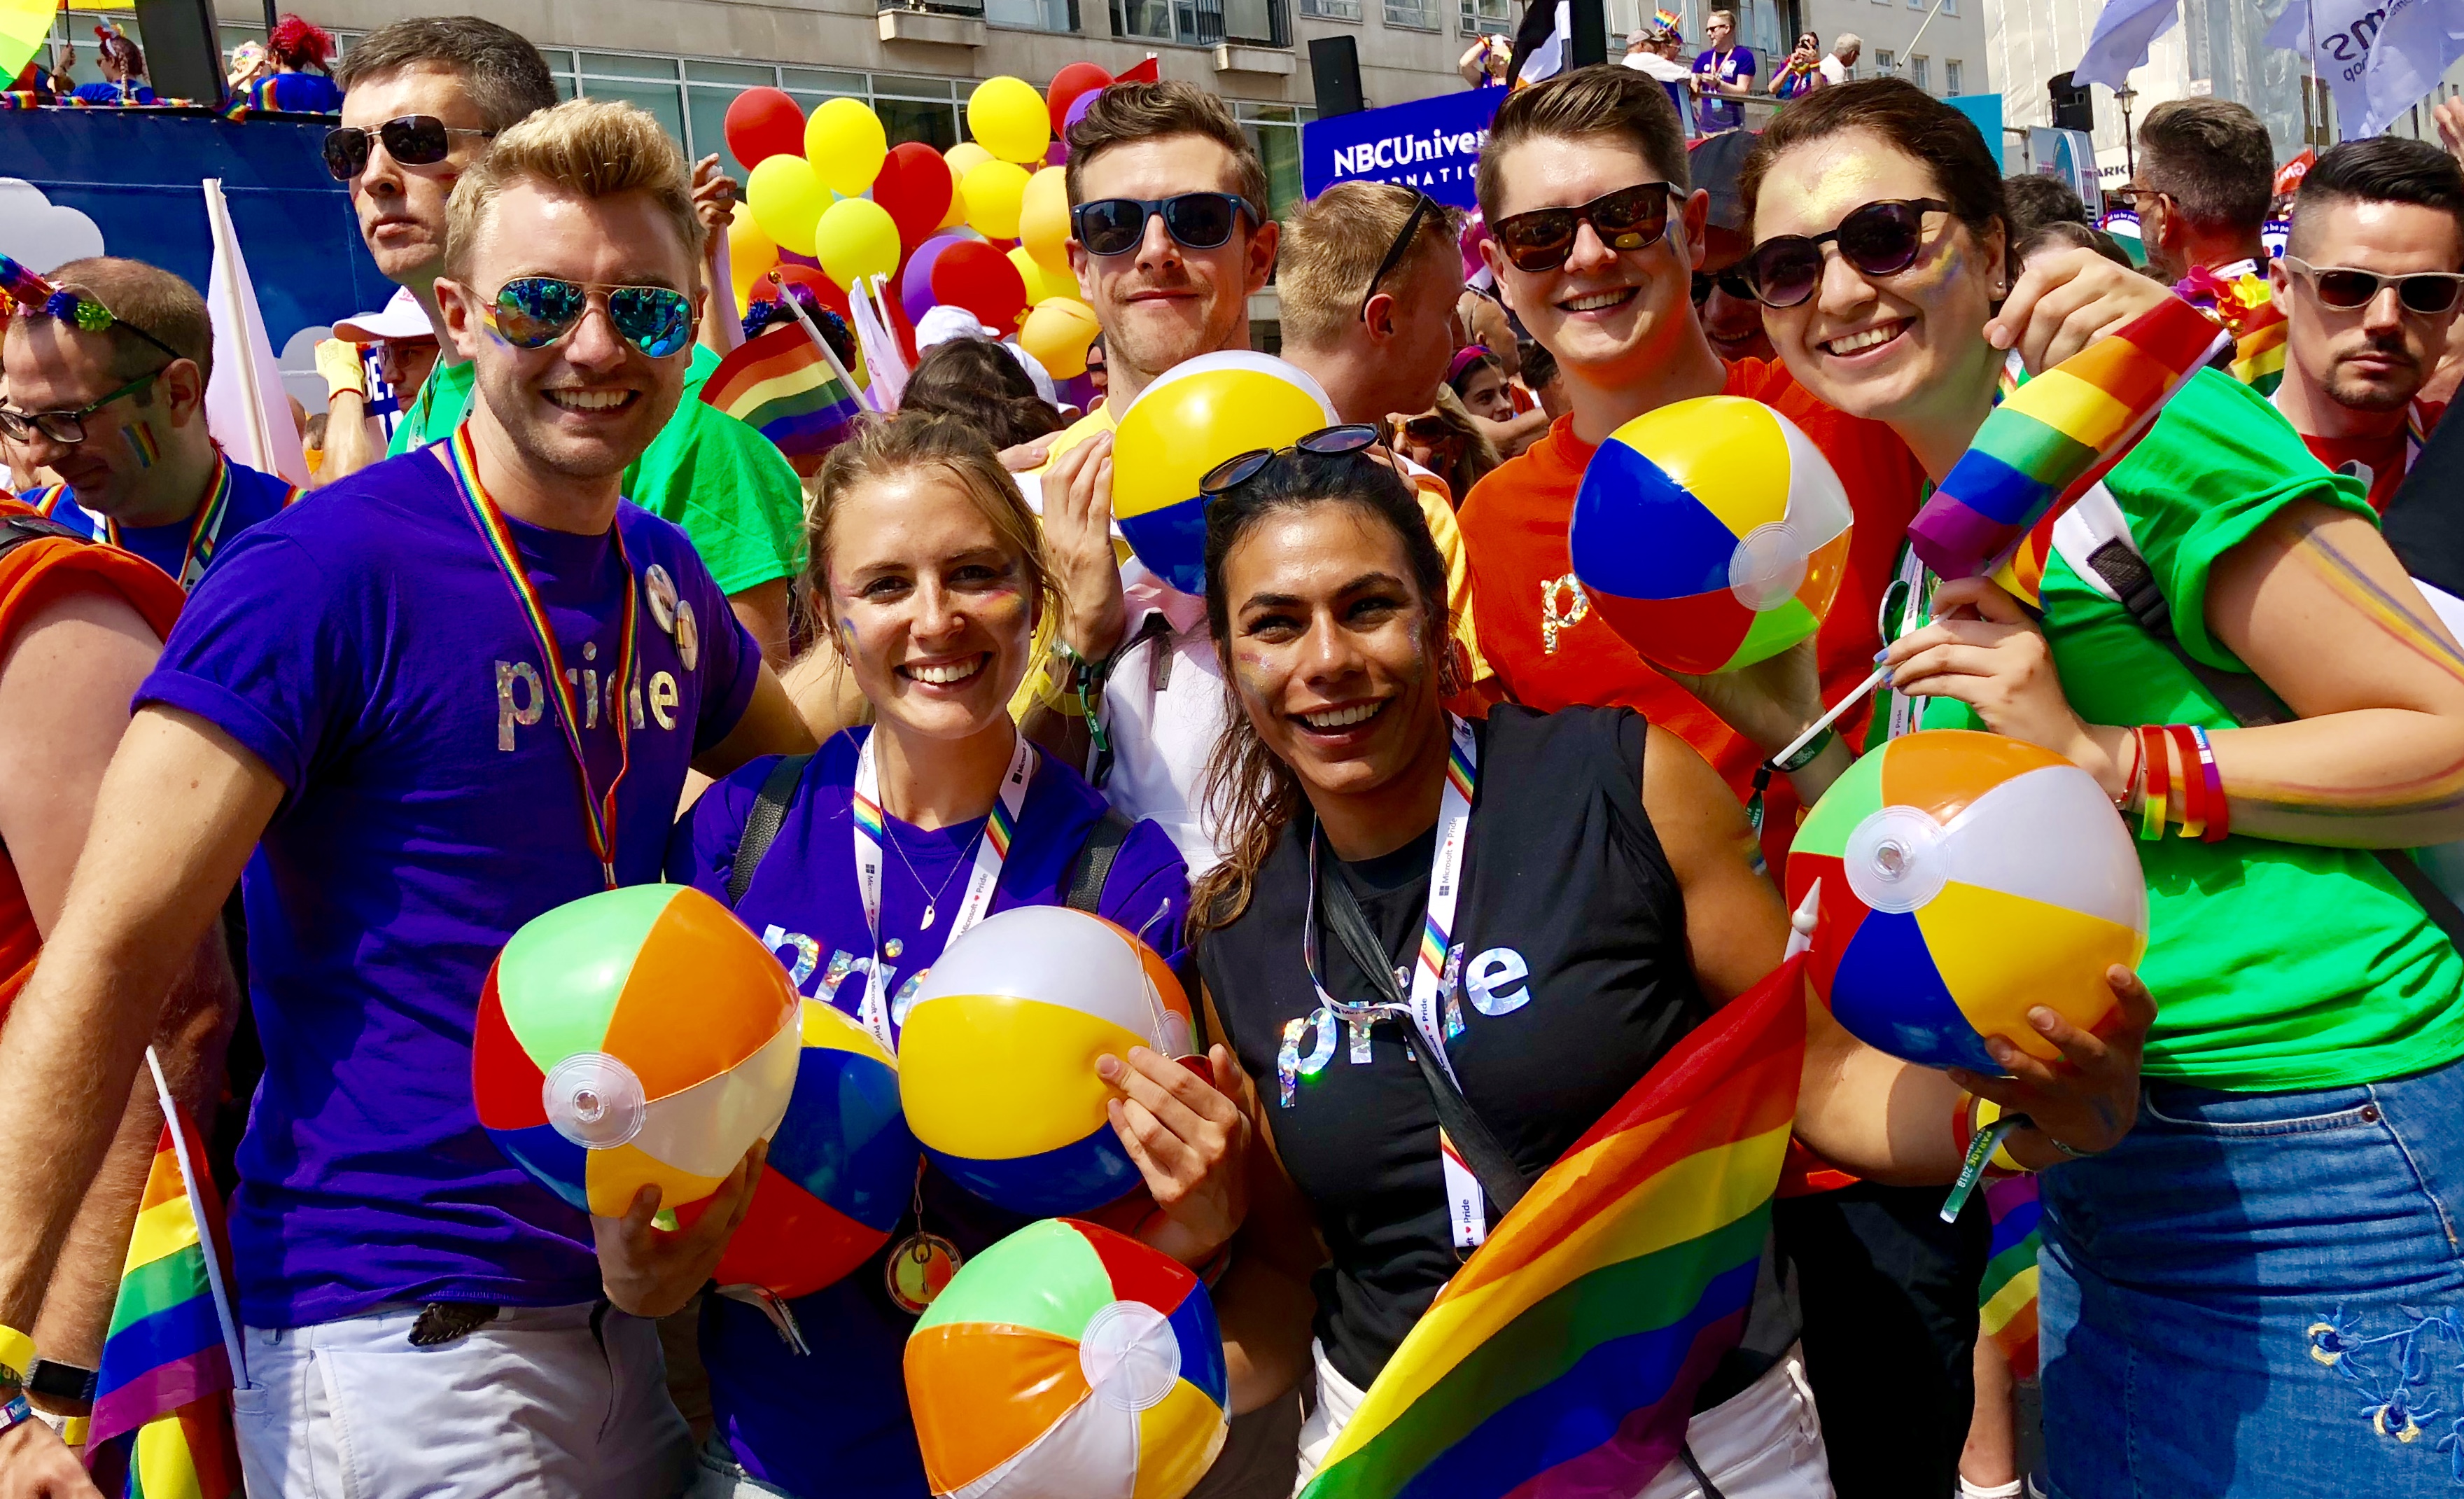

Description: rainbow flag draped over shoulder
[2176,263,2287,396]
[1977,1177,2042,1379]
[1298,951,1807,1499]
[701,321,862,468]
[85,1080,244,1499]
[1907,296,2229,585]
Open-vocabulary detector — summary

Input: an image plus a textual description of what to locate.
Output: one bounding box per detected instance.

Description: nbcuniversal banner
[1300,87,1508,211]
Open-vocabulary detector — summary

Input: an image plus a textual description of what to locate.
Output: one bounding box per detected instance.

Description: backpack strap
[1063,806,1135,914]
[725,753,812,908]
[0,512,86,565]
[2051,495,2464,951]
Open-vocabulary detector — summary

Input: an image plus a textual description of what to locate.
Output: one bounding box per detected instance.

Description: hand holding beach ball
[472,884,803,1217]
[906,1218,1229,1499]
[1785,730,2148,1073]
[1112,351,1339,595]
[899,907,1196,1215]
[1569,395,1854,675]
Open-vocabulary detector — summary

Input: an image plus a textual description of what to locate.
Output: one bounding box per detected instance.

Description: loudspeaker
[1569,0,1607,69]
[1310,36,1364,116]
[2048,71,2094,134]
[133,0,226,106]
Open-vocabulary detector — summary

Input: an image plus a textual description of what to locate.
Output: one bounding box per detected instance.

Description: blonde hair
[1278,183,1464,350]
[444,99,705,285]
[806,414,1061,629]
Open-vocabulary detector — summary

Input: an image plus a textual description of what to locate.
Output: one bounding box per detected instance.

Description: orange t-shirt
[1457,358,1926,873]
[0,501,186,1024]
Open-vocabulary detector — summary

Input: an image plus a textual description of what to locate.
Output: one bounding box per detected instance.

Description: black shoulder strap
[2076,545,2464,951]
[726,753,811,908]
[0,512,88,564]
[1314,849,1532,1215]
[1063,807,1135,914]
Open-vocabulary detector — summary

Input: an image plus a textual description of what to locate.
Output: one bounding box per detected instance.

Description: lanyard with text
[850,728,1037,1050]
[444,425,639,889]
[1292,713,1487,1249]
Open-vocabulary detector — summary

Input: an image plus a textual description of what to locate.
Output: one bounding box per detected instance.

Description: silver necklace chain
[880,811,987,930]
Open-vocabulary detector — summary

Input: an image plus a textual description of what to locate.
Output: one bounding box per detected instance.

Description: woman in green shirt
[1736,81,2464,1498]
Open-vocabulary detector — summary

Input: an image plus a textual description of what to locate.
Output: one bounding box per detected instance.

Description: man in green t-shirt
[334,18,802,661]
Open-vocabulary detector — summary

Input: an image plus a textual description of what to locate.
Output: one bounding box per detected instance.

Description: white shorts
[1294,1339,1830,1499]
[232,1301,694,1499]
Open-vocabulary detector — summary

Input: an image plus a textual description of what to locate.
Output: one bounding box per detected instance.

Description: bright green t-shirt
[388,346,805,595]
[1924,369,2464,1092]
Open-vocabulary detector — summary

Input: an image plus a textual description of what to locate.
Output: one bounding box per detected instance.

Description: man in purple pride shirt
[0,99,813,1498]
[1692,8,1758,133]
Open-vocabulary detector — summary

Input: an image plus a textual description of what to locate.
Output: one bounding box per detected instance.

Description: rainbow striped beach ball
[906,1217,1230,1499]
[1111,351,1337,595]
[1570,394,1853,674]
[1785,732,2148,1073]
[899,906,1195,1216]
[473,884,803,1216]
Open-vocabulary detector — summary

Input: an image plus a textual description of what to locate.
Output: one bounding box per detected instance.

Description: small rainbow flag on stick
[1653,6,1681,28]
[701,320,864,473]
[1907,296,2228,583]
[1298,948,1807,1499]
[85,1051,245,1499]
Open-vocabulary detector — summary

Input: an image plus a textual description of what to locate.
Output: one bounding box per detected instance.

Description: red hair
[270,15,335,71]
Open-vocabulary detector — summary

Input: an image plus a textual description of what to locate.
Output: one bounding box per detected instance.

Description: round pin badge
[673,597,700,672]
[886,1231,963,1315]
[643,564,679,634]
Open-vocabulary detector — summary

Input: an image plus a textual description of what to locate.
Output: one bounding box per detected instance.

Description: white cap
[332,286,437,344]
[915,304,999,349]
[1004,340,1059,406]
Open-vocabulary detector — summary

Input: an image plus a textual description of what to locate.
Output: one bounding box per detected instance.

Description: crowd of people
[5,13,2464,1499]
[6,12,342,114]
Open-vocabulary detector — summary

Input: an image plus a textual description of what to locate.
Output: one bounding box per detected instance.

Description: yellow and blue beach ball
[1111,351,1337,595]
[899,906,1196,1215]
[1570,394,1854,674]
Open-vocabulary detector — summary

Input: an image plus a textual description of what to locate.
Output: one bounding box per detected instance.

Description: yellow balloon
[941,143,993,229]
[1007,246,1063,306]
[726,213,780,309]
[813,197,903,291]
[746,155,828,257]
[1019,167,1072,273]
[962,159,1031,242]
[1019,297,1102,379]
[804,98,888,197]
[968,76,1051,165]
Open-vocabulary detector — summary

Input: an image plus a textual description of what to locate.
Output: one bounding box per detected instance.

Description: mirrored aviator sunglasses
[1492,182,1674,274]
[1200,424,1385,496]
[1744,197,1946,309]
[486,277,694,359]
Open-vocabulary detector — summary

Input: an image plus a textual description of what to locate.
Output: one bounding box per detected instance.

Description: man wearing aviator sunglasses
[2269,137,2464,513]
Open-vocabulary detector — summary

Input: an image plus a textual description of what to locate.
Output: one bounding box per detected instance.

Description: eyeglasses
[1490,183,1674,274]
[1691,267,1754,305]
[481,277,695,359]
[1199,423,1388,496]
[0,369,163,445]
[1359,191,1441,321]
[323,116,497,181]
[1070,193,1262,258]
[1742,197,1949,309]
[2280,255,2464,316]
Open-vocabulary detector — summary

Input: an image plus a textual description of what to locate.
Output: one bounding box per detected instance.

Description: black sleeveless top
[1200,705,1797,1395]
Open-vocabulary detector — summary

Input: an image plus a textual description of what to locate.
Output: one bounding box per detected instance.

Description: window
[1910,54,1926,90]
[985,0,1079,32]
[1114,0,1286,46]
[1875,48,1893,74]
[1944,58,1961,95]
[1941,0,1957,15]
[1303,0,1364,18]
[1235,102,1316,223]
[1461,0,1511,32]
[1386,0,1441,27]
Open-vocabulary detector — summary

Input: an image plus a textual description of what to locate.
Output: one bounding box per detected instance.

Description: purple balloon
[779,249,821,270]
[1046,138,1069,167]
[1063,89,1100,135]
[902,234,967,324]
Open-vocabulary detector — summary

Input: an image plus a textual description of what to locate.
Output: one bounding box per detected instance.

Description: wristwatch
[26,1360,97,1404]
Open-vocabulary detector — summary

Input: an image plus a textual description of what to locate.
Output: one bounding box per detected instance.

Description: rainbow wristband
[2190,725,2229,842]
[0,1393,33,1439]
[2137,725,2170,842]
[2166,725,2206,839]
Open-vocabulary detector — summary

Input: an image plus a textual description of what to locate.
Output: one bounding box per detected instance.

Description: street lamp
[2115,83,2138,181]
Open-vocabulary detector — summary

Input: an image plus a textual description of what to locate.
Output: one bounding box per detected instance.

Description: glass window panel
[1114,0,1178,38]
[783,68,869,94]
[1944,59,1961,95]
[580,52,678,80]
[876,97,960,151]
[687,86,752,175]
[535,49,578,74]
[1237,103,1298,125]
[874,74,956,98]
[555,75,578,102]
[1385,0,1439,27]
[1461,0,1511,32]
[576,78,687,145]
[1301,0,1364,18]
[1910,55,1926,90]
[986,0,1076,27]
[685,60,776,85]
[1244,123,1306,223]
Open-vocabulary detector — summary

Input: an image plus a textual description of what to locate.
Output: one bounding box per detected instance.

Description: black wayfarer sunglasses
[323,115,498,181]
[1070,193,1264,257]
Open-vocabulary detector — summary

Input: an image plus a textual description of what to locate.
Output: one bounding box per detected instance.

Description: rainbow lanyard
[1285,712,1485,1247]
[103,449,232,592]
[850,727,1036,1050]
[443,424,639,889]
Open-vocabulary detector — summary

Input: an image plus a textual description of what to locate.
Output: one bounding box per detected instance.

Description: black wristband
[27,1360,97,1403]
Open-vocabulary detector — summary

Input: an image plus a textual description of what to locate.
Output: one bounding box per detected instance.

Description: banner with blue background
[1301,88,1507,211]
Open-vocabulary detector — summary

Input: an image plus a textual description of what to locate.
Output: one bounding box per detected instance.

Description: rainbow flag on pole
[701,321,862,469]
[85,1054,244,1499]
[1652,6,1681,29]
[1977,1177,2043,1379]
[1907,295,2229,584]
[1298,950,1807,1499]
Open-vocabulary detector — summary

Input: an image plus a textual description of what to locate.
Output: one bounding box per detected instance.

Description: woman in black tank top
[1188,444,2152,1494]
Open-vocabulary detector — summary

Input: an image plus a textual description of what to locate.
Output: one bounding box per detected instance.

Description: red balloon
[1046,62,1113,136]
[771,263,851,319]
[929,239,1029,332]
[724,88,806,169]
[872,142,955,256]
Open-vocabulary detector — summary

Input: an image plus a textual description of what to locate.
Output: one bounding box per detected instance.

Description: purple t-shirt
[138,444,760,1328]
[1693,44,1757,130]
[666,728,1190,1499]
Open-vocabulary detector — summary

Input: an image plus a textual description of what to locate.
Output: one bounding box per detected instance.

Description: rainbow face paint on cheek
[120,421,158,469]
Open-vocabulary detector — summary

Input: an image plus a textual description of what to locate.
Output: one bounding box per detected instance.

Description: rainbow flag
[1907,295,2229,583]
[1977,1177,2042,1380]
[1653,6,1681,28]
[701,321,862,468]
[85,1078,244,1499]
[1298,951,1807,1499]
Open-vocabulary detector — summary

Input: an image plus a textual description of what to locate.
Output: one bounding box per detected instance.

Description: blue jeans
[2040,1056,2464,1497]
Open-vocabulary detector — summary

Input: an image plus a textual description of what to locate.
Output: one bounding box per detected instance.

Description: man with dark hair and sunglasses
[0,98,816,1499]
[2272,136,2464,513]
[3,257,298,592]
[328,17,807,667]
